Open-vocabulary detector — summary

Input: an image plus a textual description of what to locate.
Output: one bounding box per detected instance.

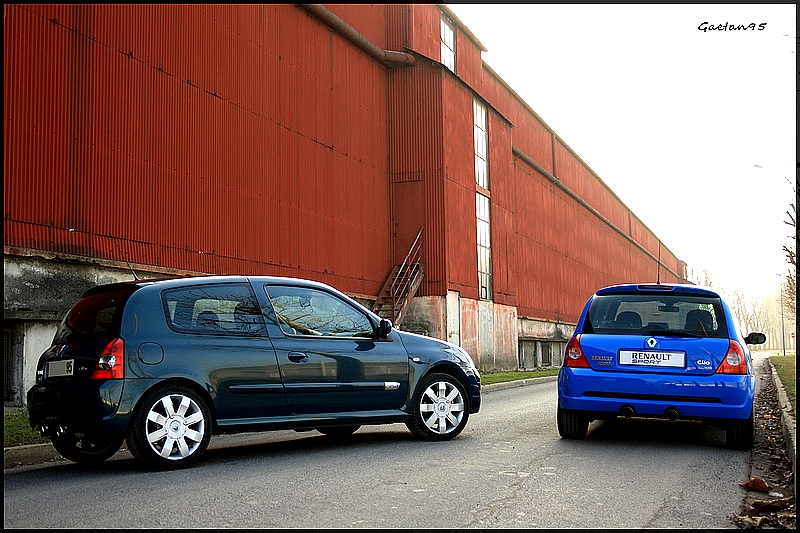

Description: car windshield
[583,293,728,338]
[53,289,134,342]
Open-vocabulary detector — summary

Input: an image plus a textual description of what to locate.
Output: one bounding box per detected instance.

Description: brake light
[91,338,125,379]
[564,335,590,368]
[715,340,747,375]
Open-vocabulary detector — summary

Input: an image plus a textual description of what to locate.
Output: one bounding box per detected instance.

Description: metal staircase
[371,227,424,326]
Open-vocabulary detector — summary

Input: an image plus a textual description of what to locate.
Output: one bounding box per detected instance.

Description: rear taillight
[90,338,125,379]
[564,335,590,368]
[715,340,747,375]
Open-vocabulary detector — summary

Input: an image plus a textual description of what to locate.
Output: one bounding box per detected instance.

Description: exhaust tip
[36,424,68,437]
[621,405,635,418]
[665,408,680,421]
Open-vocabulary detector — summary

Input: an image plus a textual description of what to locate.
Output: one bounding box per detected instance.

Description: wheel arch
[131,378,218,433]
[416,362,472,407]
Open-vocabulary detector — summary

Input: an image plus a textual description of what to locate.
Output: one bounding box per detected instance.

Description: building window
[473,99,488,190]
[518,340,566,369]
[441,13,455,72]
[477,193,492,300]
[474,98,491,300]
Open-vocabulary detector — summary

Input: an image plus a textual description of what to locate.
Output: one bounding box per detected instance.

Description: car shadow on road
[581,417,728,448]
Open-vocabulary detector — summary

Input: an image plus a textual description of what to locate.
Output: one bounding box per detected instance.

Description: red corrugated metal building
[3,4,686,404]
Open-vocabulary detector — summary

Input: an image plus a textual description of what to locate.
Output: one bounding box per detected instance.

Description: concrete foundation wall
[4,251,165,407]
[403,293,562,373]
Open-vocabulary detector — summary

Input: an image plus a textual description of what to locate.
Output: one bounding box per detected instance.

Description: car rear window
[584,293,728,338]
[53,289,134,343]
[161,282,266,336]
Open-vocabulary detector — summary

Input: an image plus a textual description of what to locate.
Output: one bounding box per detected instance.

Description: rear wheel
[406,373,469,441]
[127,385,212,469]
[725,411,754,450]
[557,405,589,439]
[50,432,124,464]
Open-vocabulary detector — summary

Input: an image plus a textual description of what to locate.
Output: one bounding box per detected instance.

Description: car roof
[594,283,722,298]
[81,275,339,297]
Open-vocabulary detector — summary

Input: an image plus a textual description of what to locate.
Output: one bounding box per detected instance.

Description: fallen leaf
[735,514,764,529]
[751,497,792,511]
[740,477,770,492]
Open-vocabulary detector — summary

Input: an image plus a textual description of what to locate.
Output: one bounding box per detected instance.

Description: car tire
[725,410,754,450]
[557,405,589,439]
[405,372,469,441]
[50,432,124,464]
[127,385,212,469]
[316,425,361,437]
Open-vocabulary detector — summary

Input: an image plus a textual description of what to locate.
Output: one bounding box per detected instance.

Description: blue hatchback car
[557,283,766,449]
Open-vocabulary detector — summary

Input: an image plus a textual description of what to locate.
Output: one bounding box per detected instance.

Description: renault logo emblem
[646,337,657,348]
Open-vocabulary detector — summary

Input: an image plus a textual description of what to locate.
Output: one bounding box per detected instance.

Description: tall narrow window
[441,13,455,72]
[476,193,492,300]
[473,99,489,190]
[474,98,492,300]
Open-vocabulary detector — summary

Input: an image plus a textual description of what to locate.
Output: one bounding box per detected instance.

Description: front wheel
[50,432,124,464]
[127,385,212,469]
[406,373,469,441]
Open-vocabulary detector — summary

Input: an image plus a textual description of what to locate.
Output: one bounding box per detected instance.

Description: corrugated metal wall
[4,4,394,298]
[5,3,687,328]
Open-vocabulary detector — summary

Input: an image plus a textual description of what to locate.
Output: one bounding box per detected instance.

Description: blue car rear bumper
[558,368,754,421]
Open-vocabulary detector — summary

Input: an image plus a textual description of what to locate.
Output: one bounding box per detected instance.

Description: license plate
[47,359,74,377]
[619,350,685,368]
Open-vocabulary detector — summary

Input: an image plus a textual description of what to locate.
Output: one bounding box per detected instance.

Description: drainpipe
[298,4,416,67]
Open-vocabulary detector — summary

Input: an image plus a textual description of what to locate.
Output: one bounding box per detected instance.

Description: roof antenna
[110,232,140,280]
[656,240,661,285]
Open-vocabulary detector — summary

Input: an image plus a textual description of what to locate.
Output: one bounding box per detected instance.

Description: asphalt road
[6,359,792,529]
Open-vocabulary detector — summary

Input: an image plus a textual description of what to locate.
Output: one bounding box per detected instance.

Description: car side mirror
[744,332,766,345]
[378,318,393,338]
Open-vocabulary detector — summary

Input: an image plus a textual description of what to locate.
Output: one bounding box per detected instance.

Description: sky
[447,4,796,301]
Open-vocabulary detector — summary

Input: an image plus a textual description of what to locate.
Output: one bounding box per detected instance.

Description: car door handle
[287,351,308,362]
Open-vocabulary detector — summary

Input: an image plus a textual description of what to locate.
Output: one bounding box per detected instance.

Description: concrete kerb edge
[481,375,558,392]
[769,360,796,496]
[4,441,60,468]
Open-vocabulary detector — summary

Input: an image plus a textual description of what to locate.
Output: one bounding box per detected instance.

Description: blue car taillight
[90,338,125,379]
[564,335,590,368]
[715,339,747,375]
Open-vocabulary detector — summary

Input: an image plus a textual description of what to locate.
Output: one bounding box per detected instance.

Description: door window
[265,286,373,338]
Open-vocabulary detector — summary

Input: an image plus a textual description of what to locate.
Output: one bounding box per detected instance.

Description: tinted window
[162,283,266,336]
[264,285,374,338]
[53,289,134,343]
[584,294,728,338]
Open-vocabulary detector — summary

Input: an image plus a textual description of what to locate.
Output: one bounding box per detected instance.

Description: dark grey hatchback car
[28,275,481,469]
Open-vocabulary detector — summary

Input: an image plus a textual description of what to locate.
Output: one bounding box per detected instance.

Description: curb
[4,441,61,468]
[482,375,558,392]
[769,360,797,496]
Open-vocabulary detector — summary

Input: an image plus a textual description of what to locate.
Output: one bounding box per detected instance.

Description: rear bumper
[26,379,141,435]
[558,368,754,420]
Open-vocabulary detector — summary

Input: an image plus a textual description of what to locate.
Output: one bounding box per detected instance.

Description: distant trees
[781,187,796,321]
